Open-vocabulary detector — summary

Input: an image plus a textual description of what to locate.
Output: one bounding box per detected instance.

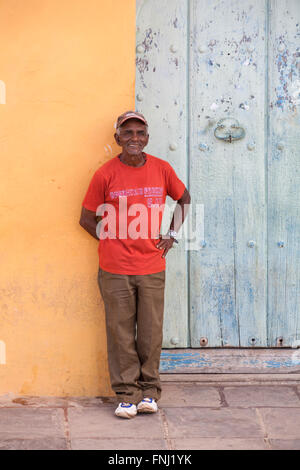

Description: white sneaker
[137,398,158,413]
[115,402,137,419]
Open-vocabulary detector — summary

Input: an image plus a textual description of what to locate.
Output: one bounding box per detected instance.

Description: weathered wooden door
[136,0,300,349]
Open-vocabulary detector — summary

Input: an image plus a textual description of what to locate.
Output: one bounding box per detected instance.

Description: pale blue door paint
[136,0,300,348]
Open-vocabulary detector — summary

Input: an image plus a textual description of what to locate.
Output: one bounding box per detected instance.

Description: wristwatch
[167,230,178,244]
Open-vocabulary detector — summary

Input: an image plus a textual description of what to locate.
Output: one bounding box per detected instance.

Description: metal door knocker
[214,117,245,143]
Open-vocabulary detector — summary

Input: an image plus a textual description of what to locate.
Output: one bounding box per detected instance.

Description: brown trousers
[98,268,166,405]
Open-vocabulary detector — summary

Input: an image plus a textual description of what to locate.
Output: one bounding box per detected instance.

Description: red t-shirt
[82,153,186,275]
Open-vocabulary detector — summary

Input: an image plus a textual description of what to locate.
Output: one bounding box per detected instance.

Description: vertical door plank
[136,0,189,347]
[189,0,267,346]
[267,0,300,346]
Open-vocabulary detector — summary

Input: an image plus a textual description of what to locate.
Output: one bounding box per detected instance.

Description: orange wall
[0,0,136,396]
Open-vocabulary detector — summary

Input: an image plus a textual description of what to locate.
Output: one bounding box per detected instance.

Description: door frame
[160,348,300,374]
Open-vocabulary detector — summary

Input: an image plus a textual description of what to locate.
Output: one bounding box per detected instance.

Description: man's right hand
[79,207,99,240]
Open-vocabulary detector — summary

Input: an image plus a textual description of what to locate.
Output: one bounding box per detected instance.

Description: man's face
[114,119,149,156]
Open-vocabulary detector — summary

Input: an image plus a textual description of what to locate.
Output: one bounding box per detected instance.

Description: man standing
[79,111,191,418]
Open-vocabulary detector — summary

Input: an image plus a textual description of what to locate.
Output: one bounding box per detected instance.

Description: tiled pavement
[0,378,300,450]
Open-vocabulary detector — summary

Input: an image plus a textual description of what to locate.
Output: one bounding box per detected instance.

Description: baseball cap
[116,110,148,129]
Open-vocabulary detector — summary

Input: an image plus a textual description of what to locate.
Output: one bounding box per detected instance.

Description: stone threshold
[160,372,300,385]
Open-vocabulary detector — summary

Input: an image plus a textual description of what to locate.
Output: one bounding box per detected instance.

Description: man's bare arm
[156,187,191,257]
[169,187,191,232]
[79,207,101,240]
